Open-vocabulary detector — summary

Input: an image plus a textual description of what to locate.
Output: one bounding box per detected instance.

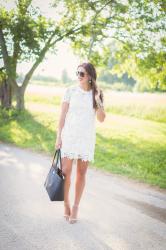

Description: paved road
[0,143,166,250]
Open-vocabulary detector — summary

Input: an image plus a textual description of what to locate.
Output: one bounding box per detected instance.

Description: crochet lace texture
[60,85,96,163]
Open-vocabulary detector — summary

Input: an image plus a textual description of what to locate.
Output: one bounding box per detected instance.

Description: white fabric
[60,85,96,163]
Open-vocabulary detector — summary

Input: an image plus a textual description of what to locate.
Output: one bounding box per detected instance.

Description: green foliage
[0,107,21,122]
[0,0,85,109]
[110,48,166,91]
[1,0,166,100]
[55,0,166,91]
[136,51,166,91]
[0,2,60,62]
[55,0,129,65]
[0,68,6,84]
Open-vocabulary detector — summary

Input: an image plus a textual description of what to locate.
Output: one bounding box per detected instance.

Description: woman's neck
[79,84,92,91]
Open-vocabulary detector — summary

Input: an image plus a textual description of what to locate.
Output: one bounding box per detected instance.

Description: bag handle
[51,148,62,170]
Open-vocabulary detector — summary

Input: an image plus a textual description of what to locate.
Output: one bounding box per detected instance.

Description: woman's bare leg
[62,157,73,218]
[69,159,89,222]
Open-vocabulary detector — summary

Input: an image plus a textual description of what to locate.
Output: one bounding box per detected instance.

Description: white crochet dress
[60,85,96,163]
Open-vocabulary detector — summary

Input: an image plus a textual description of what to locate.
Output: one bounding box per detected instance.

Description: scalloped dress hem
[61,151,94,163]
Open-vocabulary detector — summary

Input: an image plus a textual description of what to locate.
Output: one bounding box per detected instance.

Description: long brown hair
[77,62,104,110]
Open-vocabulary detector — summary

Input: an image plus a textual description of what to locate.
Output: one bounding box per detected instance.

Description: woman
[55,62,106,224]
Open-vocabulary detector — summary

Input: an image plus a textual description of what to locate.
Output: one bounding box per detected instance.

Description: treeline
[18,73,59,83]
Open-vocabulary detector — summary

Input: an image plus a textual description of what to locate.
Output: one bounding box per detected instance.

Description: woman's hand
[55,136,62,149]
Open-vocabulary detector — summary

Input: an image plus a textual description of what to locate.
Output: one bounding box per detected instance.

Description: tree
[61,69,70,84]
[58,0,129,64]
[0,0,132,111]
[60,0,166,91]
[66,0,165,60]
[0,0,84,110]
[0,66,12,108]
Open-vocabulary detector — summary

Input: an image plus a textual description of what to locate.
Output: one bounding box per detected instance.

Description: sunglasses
[76,70,87,77]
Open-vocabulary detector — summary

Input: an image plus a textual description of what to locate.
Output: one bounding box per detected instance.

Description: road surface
[0,143,166,250]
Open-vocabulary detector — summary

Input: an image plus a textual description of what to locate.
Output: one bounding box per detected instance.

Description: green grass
[25,95,61,105]
[105,105,166,123]
[104,90,166,123]
[0,85,166,189]
[95,114,166,188]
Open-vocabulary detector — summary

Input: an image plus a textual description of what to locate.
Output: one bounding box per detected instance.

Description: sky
[18,42,81,80]
[0,0,82,80]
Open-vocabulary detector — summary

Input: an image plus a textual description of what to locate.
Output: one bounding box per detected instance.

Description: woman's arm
[95,88,106,122]
[96,103,106,122]
[55,102,69,148]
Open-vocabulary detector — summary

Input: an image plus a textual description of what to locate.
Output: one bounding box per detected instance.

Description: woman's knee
[63,169,72,178]
[77,160,89,177]
[62,157,73,177]
[62,165,72,177]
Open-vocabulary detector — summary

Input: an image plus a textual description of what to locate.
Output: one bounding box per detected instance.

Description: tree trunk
[15,85,25,110]
[0,79,12,108]
[155,80,160,91]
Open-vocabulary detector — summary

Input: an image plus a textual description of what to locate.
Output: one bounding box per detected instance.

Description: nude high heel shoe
[63,202,71,221]
[69,205,79,224]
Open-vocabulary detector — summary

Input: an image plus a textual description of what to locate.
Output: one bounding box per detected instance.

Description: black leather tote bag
[44,149,65,201]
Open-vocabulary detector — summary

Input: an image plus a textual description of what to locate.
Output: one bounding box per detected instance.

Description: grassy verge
[0,86,166,189]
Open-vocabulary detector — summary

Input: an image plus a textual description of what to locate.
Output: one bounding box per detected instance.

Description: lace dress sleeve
[61,87,71,103]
